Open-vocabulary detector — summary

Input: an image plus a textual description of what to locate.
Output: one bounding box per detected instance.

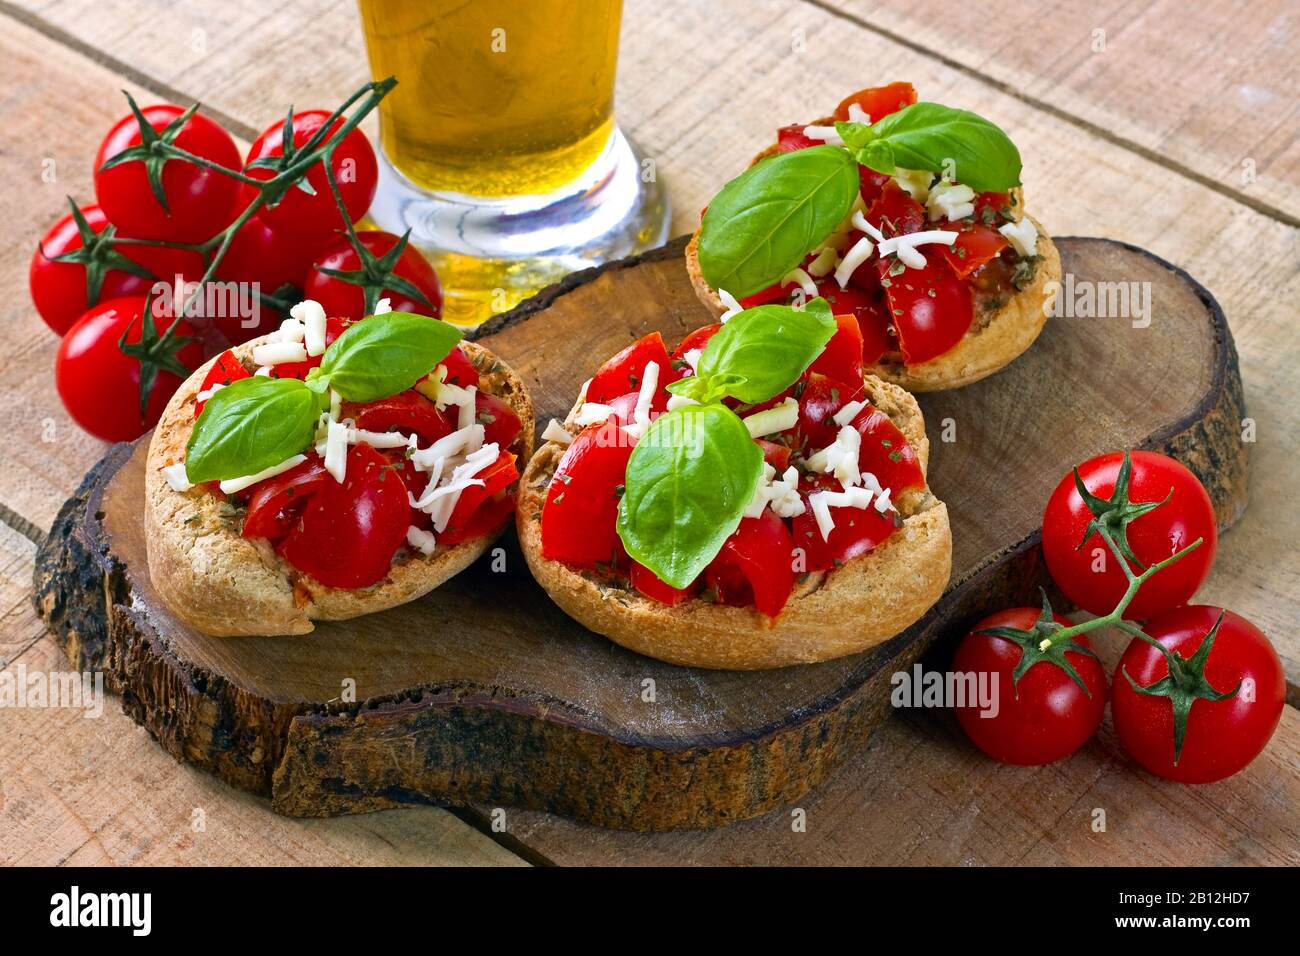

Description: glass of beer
[357,0,670,327]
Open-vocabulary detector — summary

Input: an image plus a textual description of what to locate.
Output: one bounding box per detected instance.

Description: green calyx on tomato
[974,589,1101,697]
[666,298,837,405]
[621,300,836,589]
[309,228,436,319]
[1070,449,1175,571]
[43,197,159,310]
[835,102,1022,194]
[118,291,197,420]
[186,311,461,482]
[96,93,203,214]
[697,146,860,298]
[1119,611,1241,764]
[617,404,763,590]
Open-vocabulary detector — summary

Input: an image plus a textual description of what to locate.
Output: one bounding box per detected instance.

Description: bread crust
[687,119,1059,391]
[517,376,951,670]
[145,336,534,637]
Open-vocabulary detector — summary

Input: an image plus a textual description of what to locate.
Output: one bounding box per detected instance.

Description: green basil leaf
[836,101,1021,193]
[617,404,763,589]
[315,311,462,402]
[185,377,319,483]
[697,145,859,298]
[690,297,836,404]
[664,371,749,406]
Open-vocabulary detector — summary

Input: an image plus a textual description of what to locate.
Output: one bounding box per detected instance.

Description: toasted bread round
[687,122,1060,392]
[518,376,951,670]
[145,336,534,637]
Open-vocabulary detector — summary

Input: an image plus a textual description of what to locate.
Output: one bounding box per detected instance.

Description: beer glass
[358,0,670,326]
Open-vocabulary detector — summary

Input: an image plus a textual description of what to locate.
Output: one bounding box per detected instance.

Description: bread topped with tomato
[685,81,1060,393]
[517,298,952,670]
[145,302,533,637]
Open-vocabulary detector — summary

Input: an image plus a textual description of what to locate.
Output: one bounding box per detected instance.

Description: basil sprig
[185,311,462,482]
[670,298,836,405]
[617,404,763,589]
[306,311,462,401]
[185,377,320,483]
[697,145,859,298]
[836,101,1021,193]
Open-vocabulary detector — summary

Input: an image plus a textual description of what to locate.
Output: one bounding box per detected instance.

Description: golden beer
[358,0,622,197]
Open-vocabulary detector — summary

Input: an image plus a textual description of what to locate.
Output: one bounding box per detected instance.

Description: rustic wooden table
[1,0,1296,866]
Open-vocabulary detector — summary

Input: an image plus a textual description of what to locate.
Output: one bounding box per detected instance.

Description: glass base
[367,128,671,327]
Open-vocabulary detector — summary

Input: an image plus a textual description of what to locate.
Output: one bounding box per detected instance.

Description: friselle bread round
[145,336,534,637]
[686,123,1061,392]
[517,375,951,670]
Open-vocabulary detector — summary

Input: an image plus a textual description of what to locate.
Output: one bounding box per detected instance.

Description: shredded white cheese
[161,463,193,492]
[195,382,224,404]
[666,394,699,411]
[832,399,868,427]
[834,235,876,289]
[718,289,744,323]
[622,360,659,439]
[892,168,934,203]
[575,402,614,427]
[271,318,306,344]
[876,229,960,270]
[846,103,870,124]
[805,425,863,488]
[541,419,573,445]
[373,297,393,315]
[926,181,976,222]
[406,525,436,556]
[745,464,805,519]
[251,340,308,366]
[999,219,1039,257]
[218,454,307,495]
[290,300,328,357]
[323,418,349,483]
[781,267,819,299]
[802,124,844,147]
[807,246,839,278]
[742,398,799,438]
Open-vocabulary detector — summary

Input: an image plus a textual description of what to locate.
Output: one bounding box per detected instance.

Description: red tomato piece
[792,491,899,572]
[775,124,819,152]
[194,350,252,417]
[832,82,918,123]
[441,451,519,537]
[796,372,864,450]
[94,103,242,243]
[877,255,973,365]
[939,223,1009,279]
[241,454,330,541]
[856,296,895,365]
[262,316,350,380]
[705,511,796,617]
[540,421,634,567]
[953,608,1107,766]
[738,283,792,308]
[438,491,517,546]
[343,390,453,446]
[476,390,523,451]
[585,331,679,405]
[866,180,927,238]
[849,404,925,492]
[278,444,410,589]
[671,324,721,363]
[808,313,864,387]
[756,439,792,472]
[438,346,480,388]
[1112,606,1284,783]
[630,560,693,606]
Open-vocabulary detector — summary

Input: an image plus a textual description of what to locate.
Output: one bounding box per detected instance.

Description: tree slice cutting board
[33,237,1248,831]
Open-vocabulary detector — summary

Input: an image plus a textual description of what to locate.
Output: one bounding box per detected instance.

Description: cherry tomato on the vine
[94,102,243,243]
[303,231,443,320]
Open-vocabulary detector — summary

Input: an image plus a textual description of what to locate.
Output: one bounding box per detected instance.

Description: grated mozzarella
[195,382,225,403]
[781,267,819,299]
[834,234,875,289]
[541,419,574,445]
[743,397,798,438]
[876,229,960,270]
[892,168,934,203]
[161,463,193,492]
[802,125,844,147]
[218,454,307,495]
[290,300,328,357]
[252,340,308,366]
[846,103,870,124]
[323,418,349,483]
[999,219,1039,257]
[718,289,744,323]
[926,181,976,222]
[406,525,436,556]
[373,297,393,315]
[832,399,868,427]
[575,402,614,427]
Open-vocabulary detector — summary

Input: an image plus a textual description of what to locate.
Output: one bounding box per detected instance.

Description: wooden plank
[1,1,1296,688]
[497,627,1300,865]
[0,522,526,866]
[817,0,1300,223]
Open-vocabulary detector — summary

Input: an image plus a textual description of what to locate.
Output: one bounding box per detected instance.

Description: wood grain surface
[0,0,1296,864]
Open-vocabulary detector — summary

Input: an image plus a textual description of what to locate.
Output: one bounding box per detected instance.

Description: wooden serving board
[33,236,1248,831]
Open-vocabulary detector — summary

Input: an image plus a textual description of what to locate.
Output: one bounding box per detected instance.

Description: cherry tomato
[866,180,927,239]
[939,223,1009,279]
[343,390,453,446]
[55,295,202,442]
[791,490,898,572]
[278,443,409,588]
[808,313,864,387]
[953,608,1107,765]
[438,491,517,547]
[242,454,330,541]
[94,103,242,242]
[775,124,819,153]
[540,421,634,567]
[1112,606,1283,783]
[585,331,679,405]
[213,204,320,343]
[303,232,443,320]
[30,204,207,336]
[193,349,251,417]
[670,324,721,364]
[833,82,917,123]
[442,451,519,538]
[475,390,523,450]
[856,296,895,365]
[244,109,378,241]
[849,403,925,493]
[630,560,693,605]
[1042,451,1217,619]
[876,254,973,365]
[704,510,796,617]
